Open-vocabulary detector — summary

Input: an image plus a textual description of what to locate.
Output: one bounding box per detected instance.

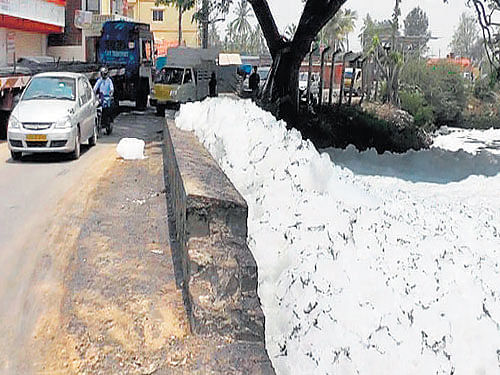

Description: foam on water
[176,97,500,375]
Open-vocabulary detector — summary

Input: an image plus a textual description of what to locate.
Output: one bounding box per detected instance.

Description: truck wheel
[136,79,149,110]
[0,110,9,139]
[11,151,22,161]
[156,105,165,117]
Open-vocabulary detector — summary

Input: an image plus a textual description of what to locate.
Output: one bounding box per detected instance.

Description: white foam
[176,97,500,375]
[116,137,145,160]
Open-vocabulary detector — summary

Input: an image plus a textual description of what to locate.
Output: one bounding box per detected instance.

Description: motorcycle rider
[94,67,114,130]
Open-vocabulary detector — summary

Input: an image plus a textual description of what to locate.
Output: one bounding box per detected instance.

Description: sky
[227,0,473,57]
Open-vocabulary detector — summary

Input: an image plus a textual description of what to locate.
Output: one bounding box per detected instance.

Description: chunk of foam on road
[116,138,145,160]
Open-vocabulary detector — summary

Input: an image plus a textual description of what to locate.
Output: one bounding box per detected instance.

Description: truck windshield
[155,68,184,84]
[23,77,76,101]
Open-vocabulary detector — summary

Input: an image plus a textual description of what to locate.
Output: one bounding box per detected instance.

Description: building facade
[0,0,65,65]
[127,0,199,54]
[48,0,131,62]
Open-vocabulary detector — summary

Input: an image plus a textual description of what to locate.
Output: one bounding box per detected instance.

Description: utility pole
[201,0,209,48]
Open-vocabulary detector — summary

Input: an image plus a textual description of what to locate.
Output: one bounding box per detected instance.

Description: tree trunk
[178,7,183,46]
[248,0,345,119]
[260,44,302,121]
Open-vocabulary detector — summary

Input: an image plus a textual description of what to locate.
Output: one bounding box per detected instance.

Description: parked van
[150,47,218,115]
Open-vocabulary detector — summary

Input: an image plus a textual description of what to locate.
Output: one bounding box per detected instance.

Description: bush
[400,60,467,127]
[473,77,495,101]
[399,90,434,129]
[297,104,431,154]
[459,114,500,129]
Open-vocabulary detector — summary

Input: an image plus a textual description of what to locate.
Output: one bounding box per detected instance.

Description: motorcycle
[97,93,113,136]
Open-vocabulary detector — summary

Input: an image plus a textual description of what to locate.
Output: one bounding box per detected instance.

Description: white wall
[15,31,46,59]
[0,29,7,66]
[0,0,65,27]
[47,46,85,62]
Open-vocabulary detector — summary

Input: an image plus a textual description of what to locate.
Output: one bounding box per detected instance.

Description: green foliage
[461,114,500,129]
[450,12,480,59]
[155,0,195,12]
[403,7,430,55]
[473,76,496,101]
[300,104,430,153]
[400,60,467,127]
[399,90,434,128]
[360,15,393,54]
[319,8,357,51]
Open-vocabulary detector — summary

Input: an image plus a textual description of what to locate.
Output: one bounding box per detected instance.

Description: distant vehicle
[150,47,218,115]
[298,71,320,104]
[239,66,270,98]
[258,66,271,90]
[7,72,98,161]
[343,67,362,96]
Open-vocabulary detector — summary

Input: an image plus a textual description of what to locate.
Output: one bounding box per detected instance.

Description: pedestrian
[248,66,260,100]
[209,71,217,97]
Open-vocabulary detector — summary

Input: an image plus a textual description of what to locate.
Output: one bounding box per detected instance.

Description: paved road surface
[0,107,159,374]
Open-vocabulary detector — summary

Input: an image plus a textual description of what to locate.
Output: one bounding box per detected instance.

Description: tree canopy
[450,12,480,59]
[403,6,430,55]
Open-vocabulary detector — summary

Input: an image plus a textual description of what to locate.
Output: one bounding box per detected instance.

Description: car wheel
[10,151,22,161]
[89,121,97,146]
[72,129,81,160]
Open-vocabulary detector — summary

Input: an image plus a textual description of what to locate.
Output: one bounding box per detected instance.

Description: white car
[7,72,99,161]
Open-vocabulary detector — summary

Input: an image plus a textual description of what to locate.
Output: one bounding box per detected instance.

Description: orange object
[0,14,63,34]
[45,0,66,5]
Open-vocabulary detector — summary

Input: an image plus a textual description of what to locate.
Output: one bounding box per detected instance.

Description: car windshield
[258,68,270,79]
[22,77,76,101]
[155,68,184,84]
[299,72,308,81]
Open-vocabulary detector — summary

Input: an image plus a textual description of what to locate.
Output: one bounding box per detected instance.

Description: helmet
[100,66,109,78]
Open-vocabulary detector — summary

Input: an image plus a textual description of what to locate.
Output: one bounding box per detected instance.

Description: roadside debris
[117,138,146,160]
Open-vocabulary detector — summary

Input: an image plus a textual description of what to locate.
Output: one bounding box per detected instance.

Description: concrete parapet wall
[163,119,275,373]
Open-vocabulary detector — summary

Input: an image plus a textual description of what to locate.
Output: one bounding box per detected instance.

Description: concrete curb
[163,118,275,373]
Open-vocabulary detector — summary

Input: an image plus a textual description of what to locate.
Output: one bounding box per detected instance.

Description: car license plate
[26,134,47,142]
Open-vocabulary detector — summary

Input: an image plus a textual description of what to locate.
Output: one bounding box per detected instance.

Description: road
[0,107,158,374]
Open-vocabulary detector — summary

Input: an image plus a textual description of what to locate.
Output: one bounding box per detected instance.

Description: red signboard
[0,14,63,33]
[45,0,66,5]
[155,40,179,56]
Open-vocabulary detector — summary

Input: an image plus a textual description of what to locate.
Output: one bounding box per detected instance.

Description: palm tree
[230,0,253,51]
[156,0,195,45]
[208,22,222,48]
[249,24,267,54]
[320,8,357,51]
[285,23,297,41]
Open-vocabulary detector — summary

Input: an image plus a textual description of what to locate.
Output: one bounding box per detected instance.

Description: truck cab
[98,21,154,109]
[151,66,196,111]
[150,47,217,115]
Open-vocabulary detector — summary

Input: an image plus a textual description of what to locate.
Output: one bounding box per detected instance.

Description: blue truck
[97,21,154,109]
